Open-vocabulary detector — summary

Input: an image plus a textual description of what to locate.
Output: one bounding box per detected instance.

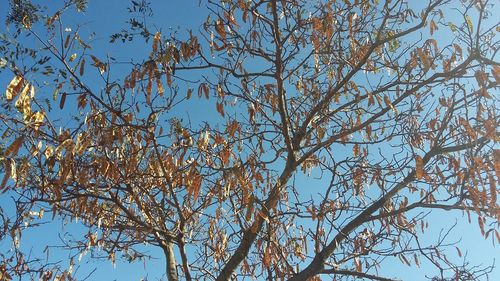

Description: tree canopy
[0,0,499,280]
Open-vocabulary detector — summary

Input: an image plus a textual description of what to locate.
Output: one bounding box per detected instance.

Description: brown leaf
[79,58,85,76]
[453,44,462,57]
[216,102,225,117]
[198,83,209,98]
[416,48,430,71]
[263,246,271,267]
[399,254,411,266]
[478,216,485,236]
[198,83,203,98]
[146,78,152,105]
[191,174,201,202]
[152,32,161,53]
[0,158,16,191]
[248,105,255,123]
[430,20,438,35]
[384,95,398,114]
[90,55,106,74]
[203,83,209,99]
[415,155,424,179]
[458,117,477,140]
[491,65,500,84]
[245,195,254,221]
[354,256,362,272]
[130,70,136,89]
[474,70,487,87]
[5,137,24,157]
[157,78,164,96]
[215,20,226,41]
[64,34,71,49]
[59,92,67,109]
[427,39,438,53]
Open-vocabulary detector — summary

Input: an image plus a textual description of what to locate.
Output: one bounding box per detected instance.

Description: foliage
[0,0,499,280]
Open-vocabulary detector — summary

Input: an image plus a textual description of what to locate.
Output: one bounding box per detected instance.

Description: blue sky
[0,0,499,280]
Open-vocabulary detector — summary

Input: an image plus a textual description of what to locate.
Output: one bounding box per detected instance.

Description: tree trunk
[163,242,179,281]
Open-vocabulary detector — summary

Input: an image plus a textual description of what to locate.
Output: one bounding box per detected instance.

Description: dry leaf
[415,155,424,179]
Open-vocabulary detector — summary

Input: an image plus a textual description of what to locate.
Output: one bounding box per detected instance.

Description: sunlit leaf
[6,76,24,101]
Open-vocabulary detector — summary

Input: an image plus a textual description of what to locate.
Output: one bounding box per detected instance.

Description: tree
[1,0,499,280]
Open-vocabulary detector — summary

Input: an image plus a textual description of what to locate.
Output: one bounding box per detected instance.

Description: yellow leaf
[6,76,24,101]
[69,53,77,62]
[18,83,31,101]
[465,15,473,32]
[31,111,45,131]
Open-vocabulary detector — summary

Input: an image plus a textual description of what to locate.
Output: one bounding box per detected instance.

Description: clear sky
[0,1,499,280]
